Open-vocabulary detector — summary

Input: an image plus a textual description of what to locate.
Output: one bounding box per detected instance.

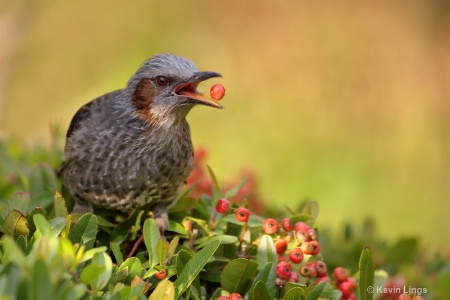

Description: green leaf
[256,235,277,268]
[143,218,161,269]
[207,165,221,203]
[167,220,188,235]
[195,235,238,249]
[284,287,305,300]
[81,246,108,263]
[172,249,200,293]
[54,190,68,218]
[90,252,113,290]
[373,270,388,299]
[80,264,106,285]
[221,258,258,296]
[1,236,26,267]
[176,249,193,275]
[359,247,374,300]
[249,263,277,299]
[54,281,78,300]
[174,240,221,297]
[33,213,52,237]
[26,207,48,235]
[251,280,271,300]
[157,238,168,265]
[118,257,142,285]
[284,282,306,297]
[305,281,327,300]
[30,259,53,300]
[217,213,262,228]
[68,213,97,250]
[149,280,175,300]
[0,192,30,219]
[48,217,67,237]
[4,209,29,237]
[167,236,179,260]
[15,235,27,253]
[110,242,124,265]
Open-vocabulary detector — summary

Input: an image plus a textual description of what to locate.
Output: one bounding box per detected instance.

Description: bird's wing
[65,90,122,139]
[57,90,122,177]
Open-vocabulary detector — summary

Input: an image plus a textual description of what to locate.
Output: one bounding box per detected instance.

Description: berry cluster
[216,199,359,299]
[333,267,357,299]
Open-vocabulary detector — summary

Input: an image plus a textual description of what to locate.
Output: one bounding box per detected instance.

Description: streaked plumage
[58,54,222,230]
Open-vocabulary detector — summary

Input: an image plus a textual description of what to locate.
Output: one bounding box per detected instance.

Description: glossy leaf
[256,235,277,268]
[68,213,97,250]
[149,280,175,300]
[249,263,277,299]
[174,240,220,297]
[143,218,161,269]
[251,280,271,300]
[284,287,305,300]
[221,258,258,296]
[53,190,68,218]
[110,242,124,265]
[359,247,375,300]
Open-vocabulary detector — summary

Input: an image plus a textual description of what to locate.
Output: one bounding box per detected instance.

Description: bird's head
[125,54,223,125]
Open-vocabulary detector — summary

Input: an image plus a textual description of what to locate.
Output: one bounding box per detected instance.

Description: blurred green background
[1,1,449,251]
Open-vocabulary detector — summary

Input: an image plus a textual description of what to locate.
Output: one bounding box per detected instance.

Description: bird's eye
[155,76,169,86]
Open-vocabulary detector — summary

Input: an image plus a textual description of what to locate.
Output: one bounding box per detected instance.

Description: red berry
[288,271,299,283]
[315,261,328,277]
[296,230,309,243]
[230,293,243,300]
[332,267,348,283]
[262,218,279,234]
[398,295,412,300]
[216,198,230,214]
[345,294,356,300]
[307,262,318,277]
[218,297,229,300]
[309,240,320,255]
[338,281,353,298]
[307,228,318,240]
[289,248,304,264]
[276,261,292,279]
[347,277,357,289]
[300,241,320,255]
[294,221,311,233]
[275,239,288,254]
[281,218,292,231]
[299,265,312,277]
[210,84,225,100]
[235,207,249,222]
[154,269,167,280]
[314,276,330,285]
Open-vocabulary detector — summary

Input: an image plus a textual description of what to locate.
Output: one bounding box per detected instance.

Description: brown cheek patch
[131,78,160,124]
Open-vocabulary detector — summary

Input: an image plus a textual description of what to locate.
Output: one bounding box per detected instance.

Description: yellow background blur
[1,1,449,250]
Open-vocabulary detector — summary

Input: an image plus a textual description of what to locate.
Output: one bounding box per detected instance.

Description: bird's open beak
[174,71,223,109]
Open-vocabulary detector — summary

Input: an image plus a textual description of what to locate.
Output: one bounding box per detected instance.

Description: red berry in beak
[210,83,225,100]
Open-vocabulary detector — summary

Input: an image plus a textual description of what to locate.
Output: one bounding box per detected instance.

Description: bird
[57,54,223,232]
